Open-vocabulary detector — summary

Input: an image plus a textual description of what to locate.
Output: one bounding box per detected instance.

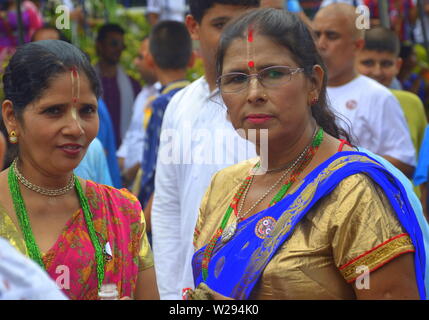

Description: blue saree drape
[192,151,428,299]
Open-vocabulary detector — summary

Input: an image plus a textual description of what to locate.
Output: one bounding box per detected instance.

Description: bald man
[313,3,416,178]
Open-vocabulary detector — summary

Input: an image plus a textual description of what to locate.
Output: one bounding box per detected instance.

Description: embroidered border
[339,233,415,283]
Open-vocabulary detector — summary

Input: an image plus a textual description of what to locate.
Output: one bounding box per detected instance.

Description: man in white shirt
[313,3,416,177]
[117,37,160,187]
[146,0,187,26]
[151,0,260,300]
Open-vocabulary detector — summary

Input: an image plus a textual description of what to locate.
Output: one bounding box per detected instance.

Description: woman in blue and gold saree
[189,9,429,300]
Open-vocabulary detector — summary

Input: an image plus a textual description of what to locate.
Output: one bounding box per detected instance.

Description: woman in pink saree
[0,40,158,300]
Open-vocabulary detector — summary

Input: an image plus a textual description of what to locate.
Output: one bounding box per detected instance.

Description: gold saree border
[339,233,415,283]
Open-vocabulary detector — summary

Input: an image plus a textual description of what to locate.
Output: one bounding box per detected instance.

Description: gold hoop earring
[8,131,18,144]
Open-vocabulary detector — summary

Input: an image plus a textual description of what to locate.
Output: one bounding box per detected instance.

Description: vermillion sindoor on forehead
[70,67,80,108]
[247,25,256,70]
[70,67,80,121]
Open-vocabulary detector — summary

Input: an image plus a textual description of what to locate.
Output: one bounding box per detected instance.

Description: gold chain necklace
[12,159,75,197]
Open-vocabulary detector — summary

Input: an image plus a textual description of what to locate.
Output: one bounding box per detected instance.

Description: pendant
[221,220,237,243]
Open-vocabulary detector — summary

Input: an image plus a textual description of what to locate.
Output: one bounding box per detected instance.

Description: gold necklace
[12,159,75,197]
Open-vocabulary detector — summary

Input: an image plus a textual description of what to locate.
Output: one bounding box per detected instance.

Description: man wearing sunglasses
[95,23,141,149]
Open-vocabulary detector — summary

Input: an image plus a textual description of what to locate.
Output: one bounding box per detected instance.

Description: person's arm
[382,155,415,178]
[132,204,159,300]
[354,253,419,299]
[331,175,420,299]
[143,193,153,234]
[122,163,141,188]
[134,267,159,300]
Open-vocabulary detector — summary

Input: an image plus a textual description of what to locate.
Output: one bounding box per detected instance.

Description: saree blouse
[0,180,154,300]
[193,159,415,299]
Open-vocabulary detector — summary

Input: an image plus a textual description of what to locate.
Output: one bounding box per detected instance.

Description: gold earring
[9,131,18,144]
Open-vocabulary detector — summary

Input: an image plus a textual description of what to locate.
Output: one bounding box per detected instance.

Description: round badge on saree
[255,216,276,239]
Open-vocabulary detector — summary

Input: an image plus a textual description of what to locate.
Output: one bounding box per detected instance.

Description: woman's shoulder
[211,158,259,185]
[86,180,137,200]
[84,180,142,217]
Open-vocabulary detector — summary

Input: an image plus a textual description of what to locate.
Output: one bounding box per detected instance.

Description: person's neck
[257,122,317,171]
[327,69,359,87]
[15,157,73,191]
[156,69,187,87]
[98,60,118,78]
[201,60,217,92]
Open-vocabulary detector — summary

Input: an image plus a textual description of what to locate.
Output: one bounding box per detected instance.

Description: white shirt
[320,0,364,7]
[327,75,416,166]
[146,0,187,22]
[0,238,67,300]
[151,77,256,300]
[116,83,160,170]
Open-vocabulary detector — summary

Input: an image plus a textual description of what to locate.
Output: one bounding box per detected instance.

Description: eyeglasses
[217,66,304,94]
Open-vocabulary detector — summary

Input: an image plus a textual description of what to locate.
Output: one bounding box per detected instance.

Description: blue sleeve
[91,138,114,186]
[97,98,123,188]
[287,0,302,12]
[75,138,113,186]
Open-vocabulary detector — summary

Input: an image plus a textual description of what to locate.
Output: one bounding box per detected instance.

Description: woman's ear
[2,100,19,135]
[308,65,324,104]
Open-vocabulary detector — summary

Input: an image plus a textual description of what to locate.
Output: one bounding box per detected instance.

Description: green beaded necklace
[8,166,106,289]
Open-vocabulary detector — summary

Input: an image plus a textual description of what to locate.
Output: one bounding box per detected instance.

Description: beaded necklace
[8,166,106,289]
[201,128,324,281]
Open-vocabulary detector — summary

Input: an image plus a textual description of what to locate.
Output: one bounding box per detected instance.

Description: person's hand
[185,283,235,300]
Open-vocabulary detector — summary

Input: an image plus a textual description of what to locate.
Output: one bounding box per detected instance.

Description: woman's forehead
[222,36,298,70]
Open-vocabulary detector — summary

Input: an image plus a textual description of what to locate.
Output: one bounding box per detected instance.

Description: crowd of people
[0,0,429,300]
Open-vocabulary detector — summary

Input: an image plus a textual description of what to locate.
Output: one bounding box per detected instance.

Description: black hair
[1,40,101,166]
[399,41,414,60]
[149,20,192,70]
[216,8,351,141]
[363,27,400,56]
[189,0,260,23]
[31,24,70,43]
[96,23,125,42]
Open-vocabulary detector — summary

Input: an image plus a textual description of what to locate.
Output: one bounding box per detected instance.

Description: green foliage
[0,1,204,103]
